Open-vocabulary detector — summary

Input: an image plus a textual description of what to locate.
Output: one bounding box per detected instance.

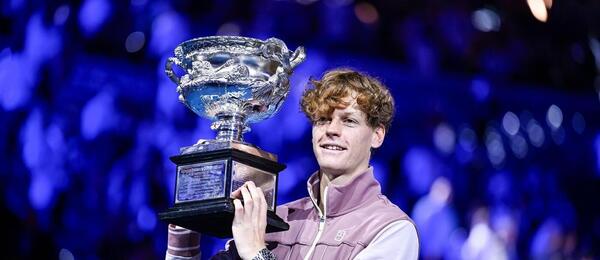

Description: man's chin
[318,165,346,177]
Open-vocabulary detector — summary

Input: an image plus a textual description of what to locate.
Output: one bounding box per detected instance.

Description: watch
[251,248,275,260]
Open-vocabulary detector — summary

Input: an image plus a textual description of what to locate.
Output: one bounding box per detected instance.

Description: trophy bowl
[159,36,305,238]
[166,36,305,141]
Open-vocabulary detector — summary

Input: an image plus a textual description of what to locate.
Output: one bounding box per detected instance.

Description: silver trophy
[158,36,305,238]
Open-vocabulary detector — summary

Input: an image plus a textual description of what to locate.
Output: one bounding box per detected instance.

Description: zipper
[304,187,328,260]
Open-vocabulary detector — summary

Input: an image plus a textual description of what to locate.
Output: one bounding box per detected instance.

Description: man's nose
[325,119,342,136]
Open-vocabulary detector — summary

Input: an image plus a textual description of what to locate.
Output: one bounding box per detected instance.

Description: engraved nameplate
[175,160,227,203]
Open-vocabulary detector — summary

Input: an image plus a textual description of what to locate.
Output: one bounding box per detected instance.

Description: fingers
[239,182,253,222]
[256,187,267,230]
[231,186,242,199]
[233,199,244,225]
[246,182,264,226]
[232,181,267,227]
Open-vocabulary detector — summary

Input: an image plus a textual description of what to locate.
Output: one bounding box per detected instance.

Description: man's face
[311,96,385,177]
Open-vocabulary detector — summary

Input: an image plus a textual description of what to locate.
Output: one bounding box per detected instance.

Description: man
[167,69,419,260]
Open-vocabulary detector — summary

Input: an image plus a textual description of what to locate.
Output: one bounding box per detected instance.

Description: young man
[167,69,419,260]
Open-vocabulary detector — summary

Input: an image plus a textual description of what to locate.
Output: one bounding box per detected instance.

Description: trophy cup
[158,36,305,238]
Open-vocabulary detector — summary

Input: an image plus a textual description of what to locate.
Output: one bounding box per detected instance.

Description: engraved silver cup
[165,36,305,143]
[160,36,305,238]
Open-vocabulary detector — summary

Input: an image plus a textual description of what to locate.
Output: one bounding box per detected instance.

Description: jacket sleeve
[165,225,201,260]
[353,220,419,260]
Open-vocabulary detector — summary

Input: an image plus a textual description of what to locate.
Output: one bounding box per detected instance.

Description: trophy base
[158,198,289,238]
[159,143,289,238]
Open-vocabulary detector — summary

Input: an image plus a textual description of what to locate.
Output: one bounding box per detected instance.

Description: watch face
[253,248,275,260]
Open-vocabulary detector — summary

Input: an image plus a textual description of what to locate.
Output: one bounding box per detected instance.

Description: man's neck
[317,166,369,212]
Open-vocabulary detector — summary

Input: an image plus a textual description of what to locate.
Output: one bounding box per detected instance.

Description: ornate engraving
[165,36,306,143]
[175,160,227,203]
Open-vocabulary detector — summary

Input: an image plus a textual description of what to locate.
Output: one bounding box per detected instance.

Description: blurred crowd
[1,0,599,259]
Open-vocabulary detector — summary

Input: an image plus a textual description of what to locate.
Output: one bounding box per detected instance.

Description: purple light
[510,134,528,159]
[107,165,126,215]
[459,126,477,152]
[487,172,510,203]
[485,128,506,167]
[502,111,520,136]
[137,205,157,232]
[404,147,439,195]
[471,78,490,102]
[25,14,62,63]
[21,109,44,170]
[546,104,563,130]
[59,248,75,260]
[0,13,63,110]
[128,178,146,213]
[78,0,111,37]
[414,43,437,75]
[29,173,53,210]
[216,22,241,36]
[149,11,190,57]
[278,157,311,198]
[9,0,25,11]
[0,52,34,110]
[571,112,585,134]
[156,77,181,120]
[527,119,546,147]
[131,0,148,7]
[80,92,117,140]
[54,5,70,26]
[371,160,389,187]
[21,14,62,64]
[551,127,565,145]
[125,31,146,53]
[163,159,177,203]
[324,0,353,7]
[595,134,600,175]
[433,123,456,155]
[530,218,563,258]
[472,9,501,32]
[457,126,477,163]
[411,177,457,258]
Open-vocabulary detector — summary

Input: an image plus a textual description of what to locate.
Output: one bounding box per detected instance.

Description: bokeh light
[78,0,111,36]
[546,104,563,130]
[354,2,379,24]
[527,0,549,22]
[125,31,146,53]
[472,8,501,32]
[502,111,520,136]
[433,123,456,155]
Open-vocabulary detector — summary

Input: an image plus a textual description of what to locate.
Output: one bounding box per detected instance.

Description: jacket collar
[306,167,382,217]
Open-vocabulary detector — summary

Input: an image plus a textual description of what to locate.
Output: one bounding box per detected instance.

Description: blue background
[1,0,600,259]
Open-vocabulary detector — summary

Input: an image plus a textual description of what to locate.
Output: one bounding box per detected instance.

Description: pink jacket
[267,168,412,259]
[212,168,414,259]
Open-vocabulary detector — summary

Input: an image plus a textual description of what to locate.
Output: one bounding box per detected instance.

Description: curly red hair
[301,69,395,131]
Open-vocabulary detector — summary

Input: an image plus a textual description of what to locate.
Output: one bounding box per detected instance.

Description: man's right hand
[231,181,269,260]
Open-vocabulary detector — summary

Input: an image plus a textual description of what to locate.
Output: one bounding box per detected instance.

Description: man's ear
[371,125,385,149]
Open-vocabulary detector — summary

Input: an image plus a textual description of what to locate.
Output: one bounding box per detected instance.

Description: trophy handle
[290,46,306,69]
[166,57,184,84]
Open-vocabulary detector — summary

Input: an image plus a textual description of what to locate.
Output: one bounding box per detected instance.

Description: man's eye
[315,118,330,124]
[343,118,358,124]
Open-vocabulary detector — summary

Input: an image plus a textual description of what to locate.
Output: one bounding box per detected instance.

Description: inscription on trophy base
[176,160,227,203]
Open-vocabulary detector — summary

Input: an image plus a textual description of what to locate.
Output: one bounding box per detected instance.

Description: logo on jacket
[334,230,346,241]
